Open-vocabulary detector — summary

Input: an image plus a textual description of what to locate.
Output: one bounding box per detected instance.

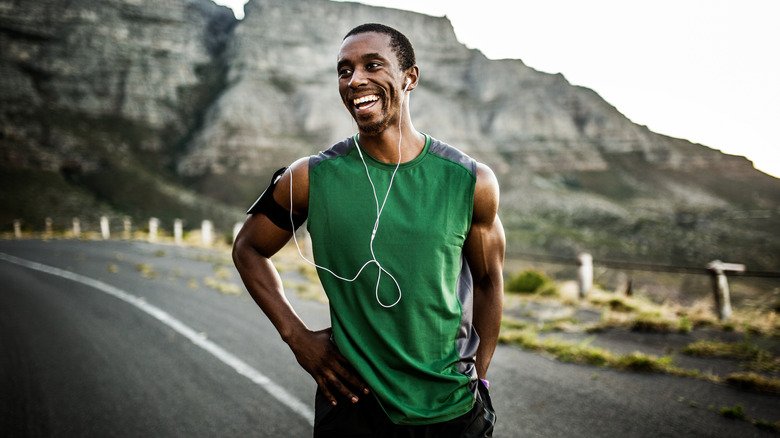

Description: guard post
[705,260,745,321]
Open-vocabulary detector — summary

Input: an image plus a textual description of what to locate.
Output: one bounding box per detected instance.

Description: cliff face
[0,0,234,170]
[176,0,764,210]
[1,0,778,269]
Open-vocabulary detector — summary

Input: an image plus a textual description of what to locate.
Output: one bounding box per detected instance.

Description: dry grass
[502,280,780,393]
[581,289,779,337]
[724,372,780,394]
[499,324,699,378]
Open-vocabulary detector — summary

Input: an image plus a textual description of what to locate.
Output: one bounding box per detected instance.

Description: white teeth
[353,95,379,106]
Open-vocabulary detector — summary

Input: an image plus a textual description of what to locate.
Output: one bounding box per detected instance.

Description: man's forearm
[233,241,309,343]
[473,278,504,379]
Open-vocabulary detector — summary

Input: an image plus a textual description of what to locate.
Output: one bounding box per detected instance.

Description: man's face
[337,32,405,136]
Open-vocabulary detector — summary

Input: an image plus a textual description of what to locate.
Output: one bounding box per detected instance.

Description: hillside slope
[1,0,777,268]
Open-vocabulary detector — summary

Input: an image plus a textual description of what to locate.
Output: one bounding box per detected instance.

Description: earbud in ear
[405,78,411,89]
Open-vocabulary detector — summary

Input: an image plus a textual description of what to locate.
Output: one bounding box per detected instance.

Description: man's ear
[404,65,420,91]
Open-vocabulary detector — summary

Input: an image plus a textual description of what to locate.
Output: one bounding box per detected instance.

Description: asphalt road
[1,239,777,437]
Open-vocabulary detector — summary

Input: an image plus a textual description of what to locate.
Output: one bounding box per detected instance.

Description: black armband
[247,167,307,231]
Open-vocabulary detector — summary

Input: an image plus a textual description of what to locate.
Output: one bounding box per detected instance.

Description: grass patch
[630,312,677,333]
[204,277,242,295]
[612,352,674,372]
[134,263,160,279]
[720,404,780,433]
[720,404,747,420]
[506,269,554,294]
[499,328,685,373]
[682,338,780,374]
[724,372,780,394]
[755,420,780,433]
[214,266,232,280]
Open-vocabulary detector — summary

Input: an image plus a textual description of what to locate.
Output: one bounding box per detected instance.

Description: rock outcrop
[1,0,778,269]
[0,0,235,170]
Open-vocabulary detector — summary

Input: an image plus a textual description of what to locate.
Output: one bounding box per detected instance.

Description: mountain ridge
[1,0,777,270]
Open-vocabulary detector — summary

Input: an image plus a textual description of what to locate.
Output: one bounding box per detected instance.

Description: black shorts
[313,380,495,438]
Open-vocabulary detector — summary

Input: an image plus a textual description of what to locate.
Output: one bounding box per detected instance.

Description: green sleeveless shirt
[307,134,480,425]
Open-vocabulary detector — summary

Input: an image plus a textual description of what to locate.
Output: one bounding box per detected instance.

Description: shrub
[613,352,673,372]
[720,404,746,420]
[630,312,675,333]
[506,269,552,294]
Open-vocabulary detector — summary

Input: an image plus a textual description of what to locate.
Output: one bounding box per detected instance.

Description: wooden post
[706,260,745,321]
[149,218,159,242]
[72,218,81,238]
[201,220,213,247]
[45,217,53,237]
[14,220,22,238]
[100,216,110,240]
[577,253,593,298]
[174,219,183,245]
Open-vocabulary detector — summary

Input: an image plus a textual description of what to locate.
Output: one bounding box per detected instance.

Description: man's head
[343,23,416,72]
[337,24,418,136]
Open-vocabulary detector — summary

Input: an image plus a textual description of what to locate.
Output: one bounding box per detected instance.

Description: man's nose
[349,69,368,88]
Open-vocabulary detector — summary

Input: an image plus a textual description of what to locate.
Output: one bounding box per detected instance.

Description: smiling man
[233,23,505,437]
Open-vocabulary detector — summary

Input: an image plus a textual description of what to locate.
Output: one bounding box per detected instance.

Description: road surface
[1,239,777,437]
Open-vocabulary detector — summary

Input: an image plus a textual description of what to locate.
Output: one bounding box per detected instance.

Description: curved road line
[0,252,315,426]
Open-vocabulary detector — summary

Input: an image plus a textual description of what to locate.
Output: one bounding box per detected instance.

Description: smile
[353,94,379,110]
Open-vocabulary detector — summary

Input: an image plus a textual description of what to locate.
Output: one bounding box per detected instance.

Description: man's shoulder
[427,136,478,177]
[309,136,355,169]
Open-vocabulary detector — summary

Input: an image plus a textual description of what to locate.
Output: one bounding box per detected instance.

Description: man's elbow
[232,224,252,268]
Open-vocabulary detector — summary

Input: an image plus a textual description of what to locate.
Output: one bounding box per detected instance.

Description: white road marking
[0,252,315,426]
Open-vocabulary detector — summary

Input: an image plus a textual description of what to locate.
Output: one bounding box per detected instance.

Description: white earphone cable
[288,80,410,308]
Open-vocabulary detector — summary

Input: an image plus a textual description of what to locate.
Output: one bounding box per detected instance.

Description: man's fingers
[317,380,339,406]
[333,355,370,395]
[331,378,359,404]
[294,328,369,405]
[318,372,358,405]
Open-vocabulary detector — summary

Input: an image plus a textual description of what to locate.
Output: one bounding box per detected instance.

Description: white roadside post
[149,218,159,242]
[100,216,110,240]
[577,253,593,298]
[705,260,745,321]
[72,218,81,238]
[201,220,213,247]
[174,219,183,245]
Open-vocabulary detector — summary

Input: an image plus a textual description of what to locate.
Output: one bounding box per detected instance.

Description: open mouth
[353,94,380,111]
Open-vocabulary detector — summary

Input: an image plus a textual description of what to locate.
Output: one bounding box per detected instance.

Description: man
[233,23,505,437]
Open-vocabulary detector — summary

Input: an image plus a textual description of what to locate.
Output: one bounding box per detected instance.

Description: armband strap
[247,167,307,231]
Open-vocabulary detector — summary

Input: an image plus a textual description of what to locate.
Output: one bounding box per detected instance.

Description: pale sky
[214,0,780,179]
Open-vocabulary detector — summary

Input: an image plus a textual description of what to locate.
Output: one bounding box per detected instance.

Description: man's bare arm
[464,163,505,379]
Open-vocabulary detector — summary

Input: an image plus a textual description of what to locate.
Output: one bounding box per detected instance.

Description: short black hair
[344,23,416,72]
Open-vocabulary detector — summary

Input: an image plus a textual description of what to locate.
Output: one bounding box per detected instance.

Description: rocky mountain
[1,0,778,270]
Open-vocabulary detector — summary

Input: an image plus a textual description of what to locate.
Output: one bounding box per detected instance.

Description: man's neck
[357,124,425,164]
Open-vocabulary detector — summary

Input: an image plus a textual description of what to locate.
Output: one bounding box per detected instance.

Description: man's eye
[338,68,352,77]
[366,63,381,70]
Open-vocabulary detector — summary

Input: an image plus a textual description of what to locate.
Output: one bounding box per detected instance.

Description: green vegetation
[204,277,242,295]
[724,372,780,394]
[134,263,160,279]
[720,404,780,433]
[499,325,695,377]
[500,265,780,398]
[505,269,555,295]
[720,404,747,420]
